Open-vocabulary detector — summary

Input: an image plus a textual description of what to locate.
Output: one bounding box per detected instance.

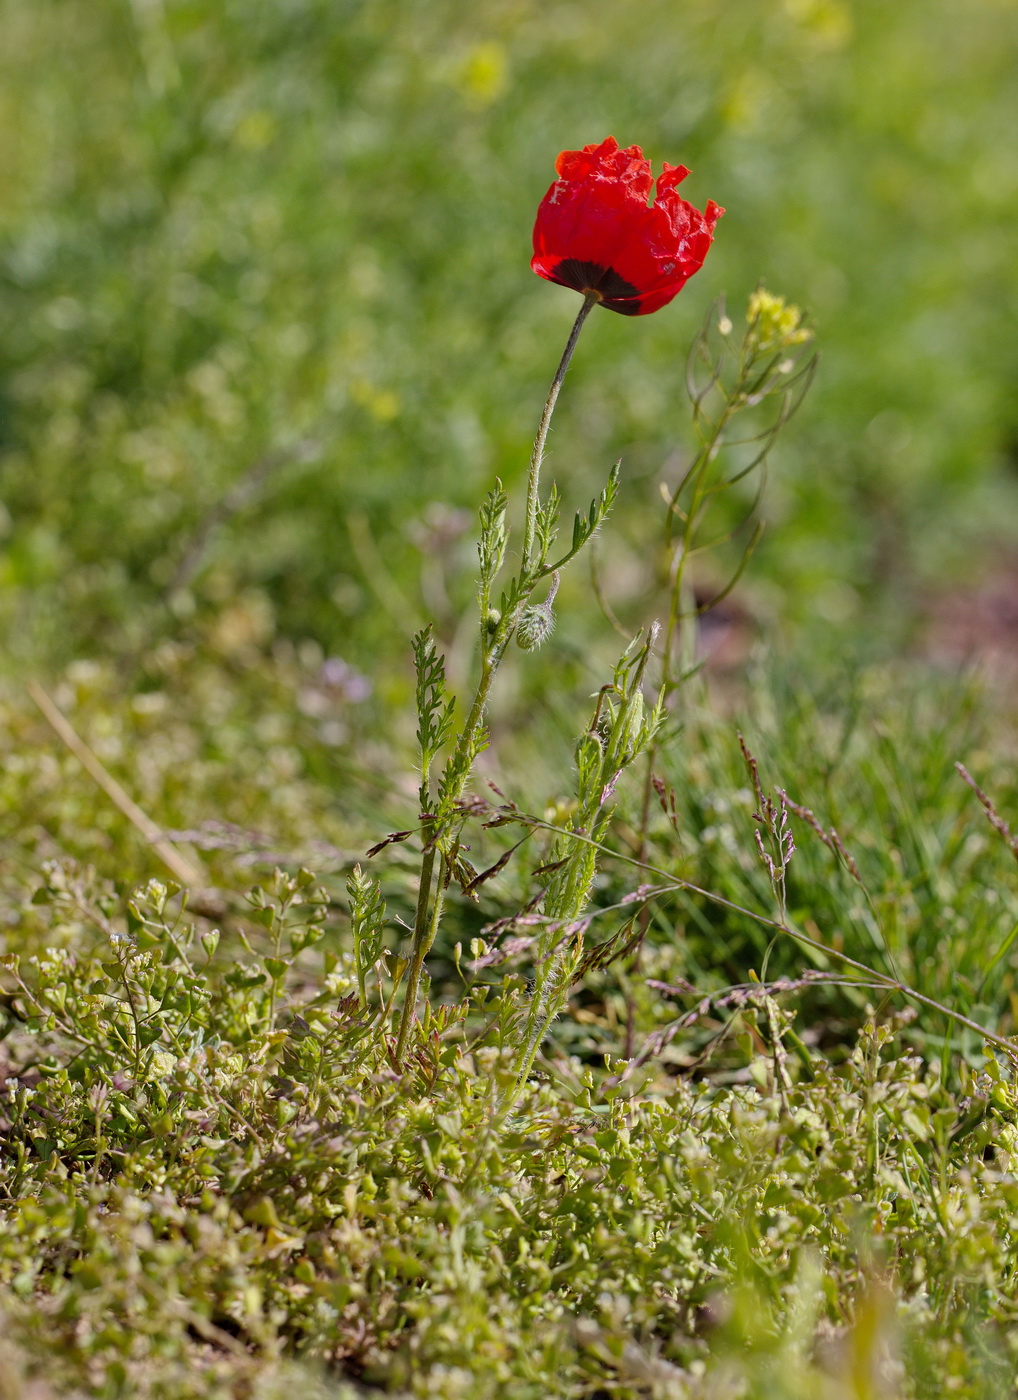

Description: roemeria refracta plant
[344,137,1018,1124]
[385,138,723,1070]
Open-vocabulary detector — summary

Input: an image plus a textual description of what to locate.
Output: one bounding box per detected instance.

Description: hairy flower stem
[395,299,596,1065]
[521,294,597,576]
[394,846,437,1060]
[394,849,448,1063]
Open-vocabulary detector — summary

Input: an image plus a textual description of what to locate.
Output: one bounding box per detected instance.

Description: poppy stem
[520,294,597,577]
[394,846,446,1065]
[395,295,596,1069]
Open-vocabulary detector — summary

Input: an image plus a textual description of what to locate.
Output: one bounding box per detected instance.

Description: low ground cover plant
[1,119,1018,1400]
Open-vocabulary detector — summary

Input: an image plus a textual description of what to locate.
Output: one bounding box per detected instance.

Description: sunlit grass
[1,1,1018,1395]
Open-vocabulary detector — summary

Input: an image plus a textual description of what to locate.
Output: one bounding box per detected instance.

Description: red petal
[655,163,691,195]
[533,139,722,316]
[553,137,653,201]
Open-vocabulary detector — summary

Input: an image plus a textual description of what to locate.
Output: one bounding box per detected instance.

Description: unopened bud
[516,571,560,652]
[483,608,501,634]
[516,602,554,651]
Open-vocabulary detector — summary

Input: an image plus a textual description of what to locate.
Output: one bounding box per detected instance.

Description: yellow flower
[747,287,813,352]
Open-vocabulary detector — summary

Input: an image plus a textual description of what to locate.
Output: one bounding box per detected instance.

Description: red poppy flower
[531,137,723,316]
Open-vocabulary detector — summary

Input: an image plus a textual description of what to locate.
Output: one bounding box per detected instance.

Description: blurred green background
[3,0,1017,684]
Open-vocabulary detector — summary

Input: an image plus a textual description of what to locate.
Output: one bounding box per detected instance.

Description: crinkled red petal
[532,137,723,316]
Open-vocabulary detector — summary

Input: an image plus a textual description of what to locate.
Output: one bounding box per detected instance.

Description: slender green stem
[400,853,448,1060]
[629,409,733,1038]
[631,374,748,980]
[395,648,503,1061]
[661,411,731,693]
[521,294,597,576]
[510,954,563,1102]
[453,654,497,771]
[395,298,596,1067]
[395,844,438,1062]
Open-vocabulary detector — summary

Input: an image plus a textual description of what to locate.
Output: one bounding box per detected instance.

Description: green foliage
[346,863,387,1006]
[0,640,1017,1396]
[630,665,1018,1028]
[3,880,1018,1398]
[550,460,621,575]
[1,4,1018,1394]
[412,626,455,809]
[532,479,561,570]
[507,629,662,1097]
[477,479,509,608]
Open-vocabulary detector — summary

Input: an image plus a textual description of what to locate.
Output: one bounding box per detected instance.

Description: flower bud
[516,602,555,651]
[483,608,501,634]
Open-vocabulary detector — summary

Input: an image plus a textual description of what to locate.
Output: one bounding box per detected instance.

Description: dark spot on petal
[550,258,640,304]
[600,295,642,316]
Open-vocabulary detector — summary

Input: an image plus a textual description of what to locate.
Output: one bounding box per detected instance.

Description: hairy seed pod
[516,602,555,651]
